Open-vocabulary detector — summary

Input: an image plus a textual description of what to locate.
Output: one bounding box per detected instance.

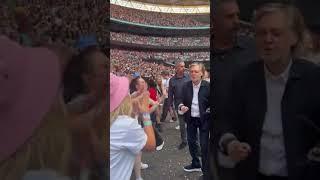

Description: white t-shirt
[110,115,147,180]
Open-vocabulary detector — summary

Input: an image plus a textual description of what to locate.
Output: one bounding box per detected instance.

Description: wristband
[143,120,152,127]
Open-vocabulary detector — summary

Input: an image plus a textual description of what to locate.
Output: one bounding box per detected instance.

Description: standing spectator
[110,74,156,180]
[0,36,71,180]
[131,77,163,180]
[160,70,176,124]
[63,47,107,180]
[209,0,257,179]
[218,3,320,180]
[155,76,166,132]
[168,61,190,150]
[178,63,210,179]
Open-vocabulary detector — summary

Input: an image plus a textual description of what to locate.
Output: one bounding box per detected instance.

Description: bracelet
[143,120,152,127]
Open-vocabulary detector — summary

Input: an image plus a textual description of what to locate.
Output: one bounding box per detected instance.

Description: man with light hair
[178,62,210,178]
[217,2,320,180]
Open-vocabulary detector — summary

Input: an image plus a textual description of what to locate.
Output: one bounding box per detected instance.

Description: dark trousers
[151,112,163,146]
[187,117,209,173]
[160,98,169,122]
[178,113,187,144]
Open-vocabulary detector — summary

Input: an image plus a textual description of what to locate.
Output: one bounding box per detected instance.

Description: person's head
[63,47,107,102]
[148,78,157,88]
[212,0,240,37]
[0,36,71,179]
[110,73,132,125]
[253,3,306,65]
[175,61,185,75]
[161,70,169,79]
[135,77,147,93]
[189,63,205,84]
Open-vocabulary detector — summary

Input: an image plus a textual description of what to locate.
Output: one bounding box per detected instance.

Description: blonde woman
[110,74,156,180]
[0,36,71,180]
[155,76,166,132]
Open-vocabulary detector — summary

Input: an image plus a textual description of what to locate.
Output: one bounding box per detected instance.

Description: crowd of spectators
[0,0,108,48]
[110,32,209,46]
[111,49,175,78]
[111,49,209,64]
[110,4,209,27]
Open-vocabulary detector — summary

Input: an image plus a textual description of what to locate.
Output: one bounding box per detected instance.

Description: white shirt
[259,61,292,176]
[162,77,170,98]
[191,81,201,118]
[110,115,147,180]
[162,78,170,90]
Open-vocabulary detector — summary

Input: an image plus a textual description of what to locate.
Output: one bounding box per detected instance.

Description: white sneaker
[175,125,180,130]
[141,162,149,169]
[169,119,174,123]
[156,141,164,151]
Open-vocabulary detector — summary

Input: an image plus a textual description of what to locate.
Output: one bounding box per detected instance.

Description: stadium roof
[110,0,209,14]
[134,0,209,6]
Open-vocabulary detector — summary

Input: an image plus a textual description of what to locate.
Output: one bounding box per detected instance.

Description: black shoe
[183,164,202,172]
[178,142,187,150]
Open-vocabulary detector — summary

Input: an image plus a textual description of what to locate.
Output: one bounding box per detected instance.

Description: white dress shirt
[259,61,292,177]
[191,81,201,118]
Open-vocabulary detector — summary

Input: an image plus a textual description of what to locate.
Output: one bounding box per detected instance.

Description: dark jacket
[218,59,320,180]
[180,80,210,127]
[168,73,190,109]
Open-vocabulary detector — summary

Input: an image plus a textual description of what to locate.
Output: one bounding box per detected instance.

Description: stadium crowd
[110,49,209,66]
[0,1,109,180]
[0,0,108,48]
[110,49,176,77]
[110,32,209,47]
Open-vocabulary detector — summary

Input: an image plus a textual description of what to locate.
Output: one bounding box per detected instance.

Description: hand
[180,105,189,113]
[227,140,251,161]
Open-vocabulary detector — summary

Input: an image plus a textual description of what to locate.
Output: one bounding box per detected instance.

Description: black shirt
[210,35,257,133]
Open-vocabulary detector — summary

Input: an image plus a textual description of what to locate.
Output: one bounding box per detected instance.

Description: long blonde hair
[110,95,133,125]
[0,96,72,180]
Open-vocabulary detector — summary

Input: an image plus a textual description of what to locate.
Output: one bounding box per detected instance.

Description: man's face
[255,11,297,64]
[190,65,203,83]
[175,62,185,74]
[214,1,240,36]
